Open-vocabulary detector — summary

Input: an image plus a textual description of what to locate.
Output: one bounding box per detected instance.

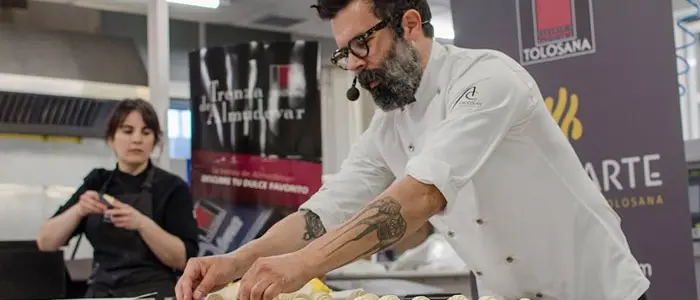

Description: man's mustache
[357,69,388,89]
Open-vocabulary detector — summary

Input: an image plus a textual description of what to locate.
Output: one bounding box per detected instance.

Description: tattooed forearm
[321,197,407,263]
[301,209,327,241]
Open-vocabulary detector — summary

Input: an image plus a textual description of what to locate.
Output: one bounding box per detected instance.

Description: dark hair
[311,0,434,38]
[104,98,162,145]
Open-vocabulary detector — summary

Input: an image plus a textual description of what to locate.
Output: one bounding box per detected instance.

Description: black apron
[84,167,176,299]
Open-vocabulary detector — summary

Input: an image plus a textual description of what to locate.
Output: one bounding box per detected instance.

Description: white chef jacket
[299,41,650,300]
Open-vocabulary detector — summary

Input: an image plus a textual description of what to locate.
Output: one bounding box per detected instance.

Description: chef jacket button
[475,271,482,276]
[506,256,514,263]
[476,218,484,225]
[408,144,415,152]
[447,230,455,237]
[535,292,543,298]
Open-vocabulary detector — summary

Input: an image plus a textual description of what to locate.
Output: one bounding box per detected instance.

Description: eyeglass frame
[329,17,431,70]
[330,19,390,70]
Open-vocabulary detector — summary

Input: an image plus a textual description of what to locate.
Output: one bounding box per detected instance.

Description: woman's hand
[76,191,108,217]
[105,199,149,231]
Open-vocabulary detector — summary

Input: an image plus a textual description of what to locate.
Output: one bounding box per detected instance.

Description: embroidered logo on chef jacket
[455,86,482,110]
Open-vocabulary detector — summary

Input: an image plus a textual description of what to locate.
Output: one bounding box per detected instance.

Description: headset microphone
[346,77,360,101]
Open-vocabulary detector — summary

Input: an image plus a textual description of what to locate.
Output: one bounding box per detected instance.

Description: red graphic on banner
[535,0,574,43]
[195,206,214,229]
[191,151,322,208]
[271,65,291,89]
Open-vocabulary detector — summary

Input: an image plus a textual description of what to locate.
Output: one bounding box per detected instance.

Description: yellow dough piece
[308,278,332,293]
[378,295,401,300]
[411,296,430,300]
[447,295,469,300]
[102,194,117,205]
[478,297,497,300]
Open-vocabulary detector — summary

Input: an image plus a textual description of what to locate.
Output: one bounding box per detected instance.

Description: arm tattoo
[322,197,407,263]
[301,209,327,241]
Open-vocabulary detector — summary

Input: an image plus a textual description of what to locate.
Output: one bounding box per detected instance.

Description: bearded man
[175,1,650,299]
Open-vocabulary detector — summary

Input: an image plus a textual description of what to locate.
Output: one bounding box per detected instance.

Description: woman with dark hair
[37,99,199,298]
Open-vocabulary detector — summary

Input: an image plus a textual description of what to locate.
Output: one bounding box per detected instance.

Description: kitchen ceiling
[32,0,455,39]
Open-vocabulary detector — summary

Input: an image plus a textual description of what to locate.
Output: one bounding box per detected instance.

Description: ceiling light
[167,0,220,9]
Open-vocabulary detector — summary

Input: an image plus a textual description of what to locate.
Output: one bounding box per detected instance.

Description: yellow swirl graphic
[544,87,583,141]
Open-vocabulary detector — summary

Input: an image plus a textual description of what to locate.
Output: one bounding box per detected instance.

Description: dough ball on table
[477,297,497,300]
[378,295,401,300]
[447,295,469,300]
[411,296,430,300]
[310,291,333,300]
[357,293,379,300]
[275,293,297,300]
[206,294,225,300]
[345,290,366,300]
[293,293,312,300]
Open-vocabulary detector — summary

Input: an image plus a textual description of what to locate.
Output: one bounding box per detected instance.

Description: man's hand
[237,252,317,300]
[105,200,148,231]
[176,255,242,300]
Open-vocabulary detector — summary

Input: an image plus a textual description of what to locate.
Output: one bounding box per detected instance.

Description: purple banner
[450,0,697,298]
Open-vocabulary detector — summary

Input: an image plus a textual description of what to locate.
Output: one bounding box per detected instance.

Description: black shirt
[53,162,199,286]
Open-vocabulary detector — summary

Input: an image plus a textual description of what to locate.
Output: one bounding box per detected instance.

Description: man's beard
[357,38,423,112]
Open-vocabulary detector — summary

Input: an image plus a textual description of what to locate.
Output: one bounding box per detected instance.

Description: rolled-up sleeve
[405,57,535,214]
[299,112,395,230]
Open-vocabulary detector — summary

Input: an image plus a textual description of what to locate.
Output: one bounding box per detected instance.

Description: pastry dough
[411,296,430,300]
[310,291,333,300]
[478,297,497,300]
[102,194,117,205]
[206,294,225,300]
[275,293,297,300]
[292,293,312,300]
[346,290,366,300]
[447,295,469,300]
[378,295,400,300]
[357,293,379,300]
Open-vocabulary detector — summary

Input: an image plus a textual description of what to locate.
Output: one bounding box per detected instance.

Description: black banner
[188,41,322,255]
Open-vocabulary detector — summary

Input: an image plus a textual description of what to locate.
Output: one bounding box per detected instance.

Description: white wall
[320,66,376,174]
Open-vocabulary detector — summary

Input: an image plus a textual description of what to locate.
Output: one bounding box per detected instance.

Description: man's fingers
[194,271,219,300]
[237,278,252,300]
[175,278,184,300]
[262,283,281,300]
[179,263,199,300]
[178,263,199,300]
[250,280,272,300]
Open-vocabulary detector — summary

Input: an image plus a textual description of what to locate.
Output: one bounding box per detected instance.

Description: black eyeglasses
[330,19,390,70]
